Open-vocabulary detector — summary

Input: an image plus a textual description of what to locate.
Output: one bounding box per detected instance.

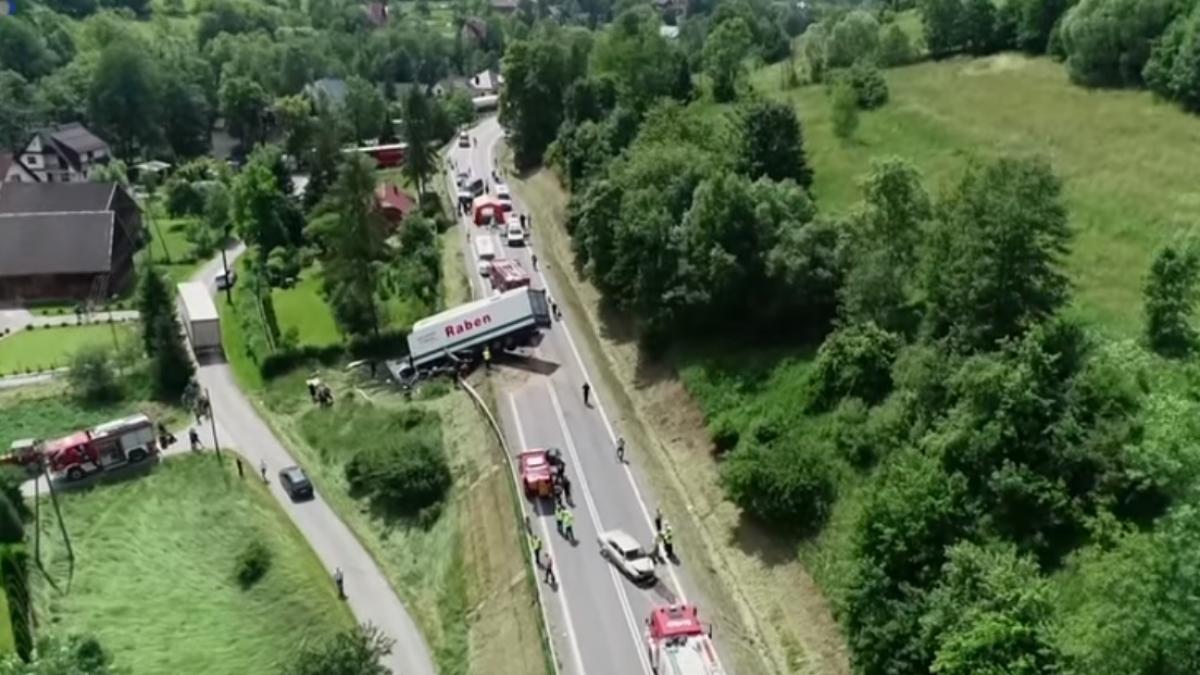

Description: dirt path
[512,167,851,675]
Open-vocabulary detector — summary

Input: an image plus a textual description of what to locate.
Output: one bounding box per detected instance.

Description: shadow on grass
[730,514,808,569]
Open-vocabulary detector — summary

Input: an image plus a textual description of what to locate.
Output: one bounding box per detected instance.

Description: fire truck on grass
[2,414,159,481]
[646,604,724,675]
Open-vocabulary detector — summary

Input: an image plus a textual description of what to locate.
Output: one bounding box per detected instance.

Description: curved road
[189,250,436,675]
[447,117,731,675]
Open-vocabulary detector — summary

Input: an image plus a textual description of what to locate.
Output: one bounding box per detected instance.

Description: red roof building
[376,183,417,224]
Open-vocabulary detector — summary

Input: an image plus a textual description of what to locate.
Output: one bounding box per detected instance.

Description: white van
[473,236,497,275]
[505,222,525,247]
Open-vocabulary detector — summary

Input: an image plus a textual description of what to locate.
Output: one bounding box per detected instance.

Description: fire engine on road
[646,604,724,675]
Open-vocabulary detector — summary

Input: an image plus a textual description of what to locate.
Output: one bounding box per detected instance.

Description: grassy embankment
[0,384,184,452]
[31,455,354,673]
[0,324,137,376]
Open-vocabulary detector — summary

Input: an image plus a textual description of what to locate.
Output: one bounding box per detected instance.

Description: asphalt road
[447,117,730,675]
[188,248,436,675]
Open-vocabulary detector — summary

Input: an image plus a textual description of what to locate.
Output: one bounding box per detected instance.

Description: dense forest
[501,1,1200,673]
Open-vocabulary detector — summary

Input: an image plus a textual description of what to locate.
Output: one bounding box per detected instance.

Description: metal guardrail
[456,376,562,675]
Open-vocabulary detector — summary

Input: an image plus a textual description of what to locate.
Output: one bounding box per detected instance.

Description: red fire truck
[646,604,724,675]
[489,259,531,292]
[4,414,160,481]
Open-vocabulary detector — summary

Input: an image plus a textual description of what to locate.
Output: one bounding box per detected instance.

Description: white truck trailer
[176,281,221,355]
[405,287,551,369]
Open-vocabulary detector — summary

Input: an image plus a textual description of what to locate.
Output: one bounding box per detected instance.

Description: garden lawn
[755,53,1200,336]
[273,267,341,347]
[0,324,136,376]
[138,216,205,285]
[31,454,353,674]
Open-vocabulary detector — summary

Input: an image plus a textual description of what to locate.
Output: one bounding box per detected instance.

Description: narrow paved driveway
[189,247,436,675]
[448,118,730,675]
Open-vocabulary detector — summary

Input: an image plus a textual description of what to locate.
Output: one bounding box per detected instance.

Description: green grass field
[0,324,137,375]
[273,267,342,347]
[755,53,1200,336]
[31,455,353,674]
[0,383,184,451]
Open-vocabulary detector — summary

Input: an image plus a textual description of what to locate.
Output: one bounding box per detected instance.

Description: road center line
[545,383,653,675]
[508,394,588,675]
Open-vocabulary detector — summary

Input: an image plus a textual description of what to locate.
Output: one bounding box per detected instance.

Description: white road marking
[545,383,653,675]
[509,394,589,675]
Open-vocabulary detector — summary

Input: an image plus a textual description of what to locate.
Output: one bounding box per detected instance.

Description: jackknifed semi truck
[393,287,551,378]
[177,281,221,356]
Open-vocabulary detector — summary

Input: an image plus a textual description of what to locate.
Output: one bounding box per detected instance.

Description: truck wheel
[66,467,83,481]
[128,449,147,463]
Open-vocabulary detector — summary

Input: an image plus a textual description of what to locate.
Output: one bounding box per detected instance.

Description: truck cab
[646,604,723,675]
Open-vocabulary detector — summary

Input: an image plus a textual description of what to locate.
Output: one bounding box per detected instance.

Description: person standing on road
[663,525,675,560]
[555,503,565,534]
[562,510,575,543]
[654,506,663,533]
[582,382,591,406]
[544,555,556,585]
[616,437,625,463]
[334,567,345,599]
[189,428,201,451]
[561,474,572,504]
[530,533,543,568]
[483,345,492,373]
[260,460,268,483]
[531,253,538,271]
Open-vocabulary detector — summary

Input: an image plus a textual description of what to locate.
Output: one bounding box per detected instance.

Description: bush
[345,434,452,517]
[0,497,23,546]
[831,398,873,468]
[234,539,272,588]
[879,22,916,66]
[164,177,206,217]
[0,545,31,660]
[808,322,902,411]
[720,441,837,532]
[836,61,890,109]
[830,82,859,139]
[66,345,122,404]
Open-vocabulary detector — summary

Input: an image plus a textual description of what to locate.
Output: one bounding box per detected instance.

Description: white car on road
[505,223,525,247]
[598,529,656,583]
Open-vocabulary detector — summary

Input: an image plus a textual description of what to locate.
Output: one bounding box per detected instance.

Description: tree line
[0,0,501,161]
[916,0,1200,114]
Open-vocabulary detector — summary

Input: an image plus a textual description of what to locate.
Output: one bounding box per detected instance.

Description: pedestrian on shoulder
[260,460,268,483]
[654,506,662,533]
[582,382,591,406]
[616,437,625,463]
[544,555,555,585]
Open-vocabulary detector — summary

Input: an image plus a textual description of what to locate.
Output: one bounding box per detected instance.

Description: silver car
[598,529,656,583]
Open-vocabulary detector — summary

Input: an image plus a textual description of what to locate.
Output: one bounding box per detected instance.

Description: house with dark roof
[0,182,143,303]
[305,78,349,108]
[4,123,112,184]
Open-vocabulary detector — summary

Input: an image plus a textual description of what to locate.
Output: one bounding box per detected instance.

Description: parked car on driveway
[279,465,314,501]
[215,270,237,290]
[598,529,656,583]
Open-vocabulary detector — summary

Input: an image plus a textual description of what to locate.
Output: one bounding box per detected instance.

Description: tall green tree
[307,156,390,337]
[149,303,195,401]
[136,263,171,356]
[500,27,588,168]
[0,18,55,81]
[921,157,1071,352]
[824,10,881,68]
[343,76,385,144]
[1059,0,1175,87]
[1144,242,1200,357]
[830,81,859,139]
[590,8,678,112]
[160,79,212,159]
[401,86,434,198]
[233,148,295,264]
[0,71,44,151]
[703,17,753,102]
[89,41,161,159]
[734,98,813,187]
[841,158,932,333]
[219,76,269,149]
[1016,0,1073,54]
[1144,5,1200,112]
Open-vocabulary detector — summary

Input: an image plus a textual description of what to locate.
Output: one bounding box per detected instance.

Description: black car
[279,465,314,501]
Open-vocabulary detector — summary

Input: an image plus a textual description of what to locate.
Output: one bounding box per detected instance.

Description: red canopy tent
[472,195,507,226]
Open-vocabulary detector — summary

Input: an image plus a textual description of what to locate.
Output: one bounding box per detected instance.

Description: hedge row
[258,329,410,380]
[0,545,31,660]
